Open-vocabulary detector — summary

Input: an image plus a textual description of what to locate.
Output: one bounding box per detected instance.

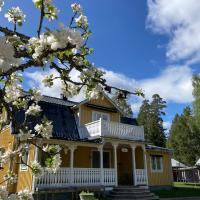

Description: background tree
[112,91,133,117]
[137,94,166,147]
[167,107,198,165]
[167,75,200,166]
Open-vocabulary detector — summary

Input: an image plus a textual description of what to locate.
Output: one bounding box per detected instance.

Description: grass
[154,182,200,198]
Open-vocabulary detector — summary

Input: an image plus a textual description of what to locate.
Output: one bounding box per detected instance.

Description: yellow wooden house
[0,94,173,199]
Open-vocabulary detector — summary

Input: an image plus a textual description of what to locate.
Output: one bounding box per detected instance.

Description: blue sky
[1,0,198,133]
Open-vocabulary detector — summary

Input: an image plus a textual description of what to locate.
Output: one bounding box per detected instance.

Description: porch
[34,141,148,190]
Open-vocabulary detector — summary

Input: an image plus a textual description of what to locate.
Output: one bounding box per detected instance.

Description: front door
[117,148,133,185]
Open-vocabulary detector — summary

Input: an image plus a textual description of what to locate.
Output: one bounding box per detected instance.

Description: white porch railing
[79,119,144,141]
[135,169,148,185]
[35,168,116,189]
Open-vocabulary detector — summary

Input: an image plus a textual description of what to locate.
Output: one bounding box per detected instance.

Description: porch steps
[107,186,159,200]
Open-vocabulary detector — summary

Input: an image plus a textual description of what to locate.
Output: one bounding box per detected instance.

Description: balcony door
[92,111,110,122]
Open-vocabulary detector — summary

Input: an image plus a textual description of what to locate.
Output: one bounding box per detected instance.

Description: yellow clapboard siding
[79,97,120,125]
[146,150,173,186]
[16,144,36,192]
[0,127,15,190]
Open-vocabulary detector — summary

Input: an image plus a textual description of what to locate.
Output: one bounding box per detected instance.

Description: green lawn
[154,182,200,198]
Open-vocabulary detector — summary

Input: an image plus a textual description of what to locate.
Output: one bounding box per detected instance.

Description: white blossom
[87,85,103,100]
[75,15,88,27]
[0,37,20,72]
[25,104,41,116]
[34,120,53,139]
[33,0,52,6]
[71,3,82,12]
[28,27,83,59]
[61,82,79,98]
[42,75,54,87]
[0,187,8,200]
[4,81,22,103]
[0,0,4,12]
[0,149,18,165]
[18,189,33,200]
[46,154,61,173]
[30,89,42,102]
[31,161,44,178]
[18,129,32,142]
[5,7,26,25]
[4,172,18,184]
[42,145,61,154]
[46,6,59,21]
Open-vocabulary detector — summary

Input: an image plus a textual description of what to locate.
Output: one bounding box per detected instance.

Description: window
[0,148,5,168]
[92,111,110,122]
[91,151,111,168]
[20,149,29,171]
[151,155,163,172]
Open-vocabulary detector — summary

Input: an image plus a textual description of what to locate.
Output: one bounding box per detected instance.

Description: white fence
[79,119,144,141]
[135,169,148,185]
[35,168,116,189]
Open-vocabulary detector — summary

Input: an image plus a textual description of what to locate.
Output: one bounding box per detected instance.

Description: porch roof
[146,144,173,153]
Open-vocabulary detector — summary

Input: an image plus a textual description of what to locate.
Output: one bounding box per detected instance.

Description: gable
[89,97,116,109]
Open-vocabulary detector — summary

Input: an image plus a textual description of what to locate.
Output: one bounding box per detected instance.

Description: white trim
[91,150,112,168]
[92,111,110,122]
[150,155,163,173]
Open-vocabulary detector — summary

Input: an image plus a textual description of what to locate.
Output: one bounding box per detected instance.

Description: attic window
[92,111,110,121]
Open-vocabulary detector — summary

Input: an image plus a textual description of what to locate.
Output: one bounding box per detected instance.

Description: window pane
[156,157,161,170]
[151,156,156,170]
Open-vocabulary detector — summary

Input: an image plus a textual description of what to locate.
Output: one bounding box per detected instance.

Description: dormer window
[92,111,110,121]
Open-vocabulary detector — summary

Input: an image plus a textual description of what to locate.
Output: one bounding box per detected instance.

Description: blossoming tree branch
[0,0,143,199]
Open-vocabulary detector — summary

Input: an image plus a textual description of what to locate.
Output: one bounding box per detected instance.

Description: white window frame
[150,155,163,173]
[92,111,110,122]
[91,150,111,168]
[20,150,29,171]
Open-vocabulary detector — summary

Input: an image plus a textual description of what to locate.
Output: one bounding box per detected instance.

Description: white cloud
[25,65,193,113]
[163,121,171,131]
[25,69,85,102]
[147,0,200,62]
[103,65,193,104]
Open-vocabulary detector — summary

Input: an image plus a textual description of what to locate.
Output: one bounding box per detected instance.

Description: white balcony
[79,119,144,141]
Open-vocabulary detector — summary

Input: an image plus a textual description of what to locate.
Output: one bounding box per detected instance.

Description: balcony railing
[35,168,116,189]
[79,119,144,141]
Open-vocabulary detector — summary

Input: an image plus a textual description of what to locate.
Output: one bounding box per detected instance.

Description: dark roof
[12,98,80,140]
[41,95,77,107]
[146,144,173,153]
[120,117,138,126]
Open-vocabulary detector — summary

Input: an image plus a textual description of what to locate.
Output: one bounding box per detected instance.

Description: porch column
[69,145,76,185]
[98,145,104,185]
[113,143,118,186]
[142,145,149,186]
[131,145,136,186]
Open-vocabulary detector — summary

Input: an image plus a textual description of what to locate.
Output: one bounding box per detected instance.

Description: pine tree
[112,91,133,117]
[137,94,166,147]
[137,99,150,142]
[168,107,197,165]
